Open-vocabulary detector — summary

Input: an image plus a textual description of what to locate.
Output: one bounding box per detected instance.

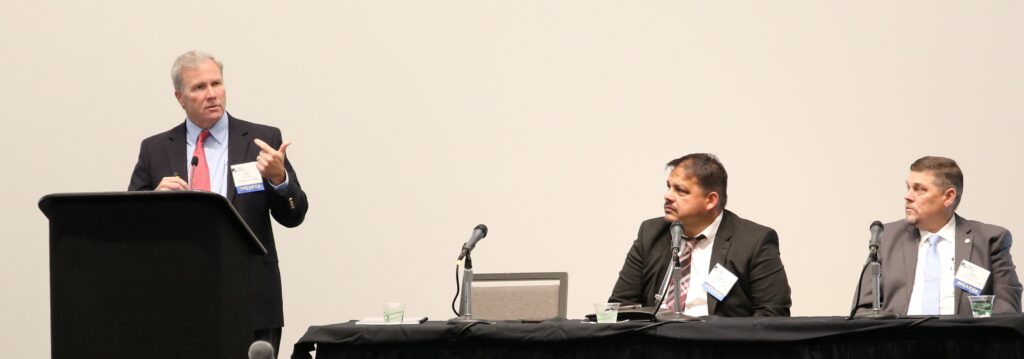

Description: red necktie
[191,130,211,191]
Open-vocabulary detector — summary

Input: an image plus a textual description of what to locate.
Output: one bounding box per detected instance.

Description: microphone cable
[451,263,461,316]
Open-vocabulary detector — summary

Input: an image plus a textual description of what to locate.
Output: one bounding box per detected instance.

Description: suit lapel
[226,116,251,204]
[898,224,920,314]
[953,215,974,313]
[165,123,188,180]
[651,226,672,306]
[706,211,734,315]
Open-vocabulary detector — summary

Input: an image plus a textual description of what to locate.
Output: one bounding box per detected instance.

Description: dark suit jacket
[609,210,792,317]
[128,114,309,329]
[856,215,1022,316]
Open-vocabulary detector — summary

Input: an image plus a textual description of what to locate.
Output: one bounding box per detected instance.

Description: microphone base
[447,315,490,324]
[655,311,701,322]
[853,309,898,320]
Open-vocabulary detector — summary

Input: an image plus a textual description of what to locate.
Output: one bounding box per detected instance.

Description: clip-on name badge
[231,162,265,194]
[703,263,739,301]
[954,260,990,296]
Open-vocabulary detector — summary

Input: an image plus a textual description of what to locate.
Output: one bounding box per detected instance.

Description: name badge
[954,260,990,296]
[230,162,265,194]
[703,263,739,301]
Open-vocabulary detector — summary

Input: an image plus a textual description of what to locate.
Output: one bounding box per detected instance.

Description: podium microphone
[188,156,199,190]
[457,224,488,260]
[248,340,274,359]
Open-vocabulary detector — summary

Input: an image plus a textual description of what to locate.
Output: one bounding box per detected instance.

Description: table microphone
[457,224,488,260]
[868,220,884,260]
[670,221,683,255]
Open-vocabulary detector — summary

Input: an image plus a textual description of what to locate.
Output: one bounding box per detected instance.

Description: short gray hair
[171,51,223,92]
[911,156,964,210]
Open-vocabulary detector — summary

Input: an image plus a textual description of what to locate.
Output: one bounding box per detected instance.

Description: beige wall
[3,0,1022,356]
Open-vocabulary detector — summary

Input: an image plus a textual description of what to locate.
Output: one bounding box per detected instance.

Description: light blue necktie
[922,234,942,315]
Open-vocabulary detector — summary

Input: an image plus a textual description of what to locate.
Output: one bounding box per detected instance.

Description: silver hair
[171,51,224,92]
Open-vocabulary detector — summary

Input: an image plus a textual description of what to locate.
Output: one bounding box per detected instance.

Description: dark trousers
[254,327,282,359]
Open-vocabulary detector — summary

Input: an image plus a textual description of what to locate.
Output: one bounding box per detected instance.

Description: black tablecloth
[292,315,1024,359]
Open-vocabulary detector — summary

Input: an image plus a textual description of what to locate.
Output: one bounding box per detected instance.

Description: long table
[291,315,1024,359]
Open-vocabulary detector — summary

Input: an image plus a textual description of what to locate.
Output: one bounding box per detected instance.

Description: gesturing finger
[254,138,275,153]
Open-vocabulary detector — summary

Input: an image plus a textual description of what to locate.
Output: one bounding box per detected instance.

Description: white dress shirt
[682,212,724,316]
[907,216,956,315]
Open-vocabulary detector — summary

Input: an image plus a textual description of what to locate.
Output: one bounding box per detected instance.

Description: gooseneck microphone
[188,156,199,190]
[670,221,684,255]
[457,224,488,260]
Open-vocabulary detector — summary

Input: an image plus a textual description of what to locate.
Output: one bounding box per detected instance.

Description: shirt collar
[185,112,229,146]
[919,215,956,245]
[693,211,724,242]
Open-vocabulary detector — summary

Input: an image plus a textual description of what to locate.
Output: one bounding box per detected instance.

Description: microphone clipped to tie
[188,155,199,190]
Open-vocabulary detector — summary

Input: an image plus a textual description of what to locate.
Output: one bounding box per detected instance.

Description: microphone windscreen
[670,221,683,237]
[248,340,274,359]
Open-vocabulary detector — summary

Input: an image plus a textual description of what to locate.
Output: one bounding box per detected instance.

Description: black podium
[39,191,267,359]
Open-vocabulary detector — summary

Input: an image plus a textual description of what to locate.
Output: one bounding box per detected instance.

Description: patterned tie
[190,130,211,191]
[921,234,942,315]
[664,234,706,311]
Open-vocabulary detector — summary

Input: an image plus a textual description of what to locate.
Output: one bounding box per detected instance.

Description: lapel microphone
[188,156,199,190]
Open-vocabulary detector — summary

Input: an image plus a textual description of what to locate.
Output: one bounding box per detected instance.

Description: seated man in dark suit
[856,156,1021,316]
[128,50,308,357]
[610,153,792,317]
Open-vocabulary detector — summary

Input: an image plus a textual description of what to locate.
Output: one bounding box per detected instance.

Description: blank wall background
[2,1,1022,356]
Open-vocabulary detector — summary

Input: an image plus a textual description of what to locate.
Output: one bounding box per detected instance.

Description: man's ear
[706,192,720,212]
[943,187,957,208]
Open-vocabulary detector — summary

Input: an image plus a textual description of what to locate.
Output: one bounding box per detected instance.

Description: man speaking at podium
[128,50,309,355]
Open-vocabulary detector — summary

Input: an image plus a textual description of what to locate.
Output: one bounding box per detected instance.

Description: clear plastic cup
[593,302,621,323]
[383,303,406,324]
[968,295,995,318]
